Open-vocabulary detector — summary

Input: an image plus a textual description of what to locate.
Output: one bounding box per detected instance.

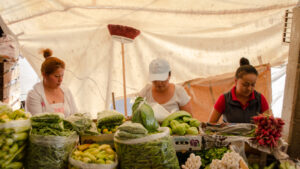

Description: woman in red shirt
[208,58,270,123]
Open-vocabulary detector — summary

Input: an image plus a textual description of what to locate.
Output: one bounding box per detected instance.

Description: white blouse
[26,82,77,117]
[139,84,191,113]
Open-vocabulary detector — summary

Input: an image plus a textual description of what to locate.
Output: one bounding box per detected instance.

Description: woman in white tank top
[139,58,193,117]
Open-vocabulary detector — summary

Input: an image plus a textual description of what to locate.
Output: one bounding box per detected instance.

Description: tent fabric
[0,0,297,117]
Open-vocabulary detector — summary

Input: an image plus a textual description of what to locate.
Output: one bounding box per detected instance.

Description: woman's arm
[26,90,43,116]
[179,101,193,116]
[208,108,222,123]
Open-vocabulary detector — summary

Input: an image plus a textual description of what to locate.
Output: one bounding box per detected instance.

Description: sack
[68,156,118,169]
[114,127,180,169]
[26,132,78,169]
[0,119,30,169]
[65,113,98,136]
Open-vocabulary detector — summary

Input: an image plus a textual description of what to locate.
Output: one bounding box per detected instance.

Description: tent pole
[121,43,128,117]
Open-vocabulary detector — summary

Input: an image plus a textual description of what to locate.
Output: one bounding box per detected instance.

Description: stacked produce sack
[97,110,124,134]
[69,143,118,169]
[0,105,30,169]
[26,113,78,169]
[65,113,98,136]
[114,97,180,169]
[162,111,200,135]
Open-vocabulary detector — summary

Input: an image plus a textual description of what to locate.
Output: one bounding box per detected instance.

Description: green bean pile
[115,136,180,169]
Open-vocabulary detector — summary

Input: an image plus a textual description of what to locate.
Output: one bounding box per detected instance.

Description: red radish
[252,115,284,148]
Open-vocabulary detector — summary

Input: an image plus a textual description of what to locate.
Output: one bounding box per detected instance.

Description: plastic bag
[68,157,117,169]
[114,127,180,169]
[31,112,74,136]
[132,97,159,132]
[201,123,256,136]
[0,119,30,169]
[97,110,124,126]
[150,102,170,123]
[65,113,98,136]
[68,144,118,169]
[26,132,78,169]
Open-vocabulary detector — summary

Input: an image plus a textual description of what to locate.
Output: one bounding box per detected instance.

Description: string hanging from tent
[107,24,140,117]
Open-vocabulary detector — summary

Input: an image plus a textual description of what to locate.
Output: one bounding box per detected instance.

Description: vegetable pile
[132,97,159,132]
[69,143,117,169]
[26,113,78,169]
[97,110,124,134]
[181,153,202,169]
[161,111,200,135]
[248,161,296,169]
[252,115,284,148]
[203,123,256,137]
[114,121,148,140]
[0,107,29,123]
[209,151,242,169]
[31,113,74,136]
[279,161,296,169]
[193,147,229,168]
[65,113,98,136]
[249,162,276,169]
[0,106,30,169]
[114,127,180,169]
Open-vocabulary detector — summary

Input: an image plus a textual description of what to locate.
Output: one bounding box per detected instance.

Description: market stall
[1,100,300,169]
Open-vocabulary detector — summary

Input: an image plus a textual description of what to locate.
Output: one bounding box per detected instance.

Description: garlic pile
[181,153,202,169]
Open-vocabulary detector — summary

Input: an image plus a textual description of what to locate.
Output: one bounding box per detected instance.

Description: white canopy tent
[0,0,297,117]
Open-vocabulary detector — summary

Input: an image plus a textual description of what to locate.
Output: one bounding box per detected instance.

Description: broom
[108,24,140,117]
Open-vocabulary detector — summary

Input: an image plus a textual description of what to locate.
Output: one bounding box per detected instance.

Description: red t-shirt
[214,87,269,114]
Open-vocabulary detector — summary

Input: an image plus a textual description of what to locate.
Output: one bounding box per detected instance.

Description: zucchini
[12,132,28,141]
[3,162,23,169]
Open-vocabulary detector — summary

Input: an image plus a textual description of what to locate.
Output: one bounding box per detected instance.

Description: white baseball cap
[149,58,170,81]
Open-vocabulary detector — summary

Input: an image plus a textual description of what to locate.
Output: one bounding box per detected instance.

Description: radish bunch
[252,115,285,148]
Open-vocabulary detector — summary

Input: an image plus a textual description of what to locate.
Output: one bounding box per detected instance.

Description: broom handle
[112,92,116,110]
[121,43,128,117]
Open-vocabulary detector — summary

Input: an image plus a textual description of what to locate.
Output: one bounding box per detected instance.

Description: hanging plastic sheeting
[271,63,287,117]
[0,0,297,117]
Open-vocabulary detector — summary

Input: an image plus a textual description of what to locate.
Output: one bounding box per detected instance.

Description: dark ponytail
[235,57,258,79]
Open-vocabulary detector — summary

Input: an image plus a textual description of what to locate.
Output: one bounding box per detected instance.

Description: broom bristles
[108,24,140,40]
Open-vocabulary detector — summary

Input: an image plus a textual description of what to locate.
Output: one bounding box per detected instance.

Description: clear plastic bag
[150,103,170,123]
[26,132,78,169]
[0,119,31,169]
[0,101,31,169]
[68,153,118,169]
[114,127,179,169]
[65,113,98,136]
